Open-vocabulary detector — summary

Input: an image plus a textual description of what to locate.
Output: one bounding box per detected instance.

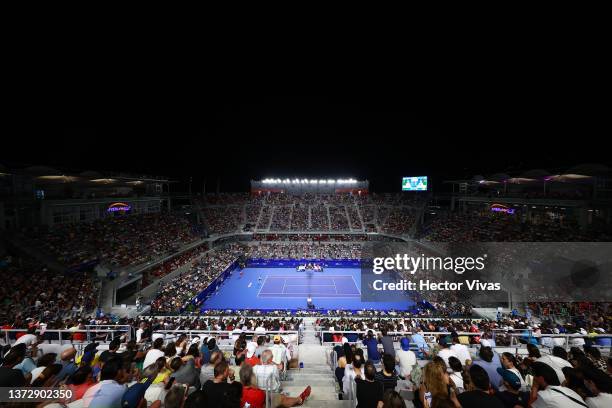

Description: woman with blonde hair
[419,362,460,408]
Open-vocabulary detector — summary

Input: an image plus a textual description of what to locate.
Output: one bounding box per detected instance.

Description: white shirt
[14,334,37,348]
[396,349,417,378]
[536,355,572,384]
[29,366,46,384]
[270,344,287,366]
[145,383,167,406]
[136,328,144,343]
[532,385,586,408]
[253,364,280,392]
[451,343,471,365]
[437,348,459,368]
[450,372,464,390]
[586,393,612,408]
[142,348,165,369]
[342,365,361,398]
[569,336,585,347]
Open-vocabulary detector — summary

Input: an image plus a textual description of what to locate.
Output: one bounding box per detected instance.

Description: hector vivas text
[370,254,501,292]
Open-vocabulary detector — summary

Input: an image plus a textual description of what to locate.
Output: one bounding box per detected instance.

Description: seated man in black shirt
[356,361,384,408]
[99,338,121,364]
[0,347,26,387]
[201,360,241,407]
[457,364,504,408]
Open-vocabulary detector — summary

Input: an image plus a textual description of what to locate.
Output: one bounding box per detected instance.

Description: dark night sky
[3,97,608,192]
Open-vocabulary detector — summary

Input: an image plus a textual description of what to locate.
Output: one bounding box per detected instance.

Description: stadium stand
[1,170,611,407]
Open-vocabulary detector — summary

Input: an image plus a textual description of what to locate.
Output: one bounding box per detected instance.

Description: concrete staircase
[285,317,351,407]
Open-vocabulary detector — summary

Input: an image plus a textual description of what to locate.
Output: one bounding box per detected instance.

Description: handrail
[330,349,338,372]
[319,330,612,353]
[145,314,479,320]
[152,330,298,337]
[319,330,483,344]
[264,372,276,408]
[1,326,132,346]
[151,330,300,350]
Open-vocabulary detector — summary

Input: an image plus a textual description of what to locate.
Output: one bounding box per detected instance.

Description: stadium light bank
[261,178,358,184]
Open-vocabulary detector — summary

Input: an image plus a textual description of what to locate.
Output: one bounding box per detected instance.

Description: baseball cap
[497,368,521,390]
[273,335,281,342]
[400,338,410,351]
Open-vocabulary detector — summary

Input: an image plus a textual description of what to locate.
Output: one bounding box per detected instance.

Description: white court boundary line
[255,274,361,297]
[256,275,269,297]
[348,275,362,295]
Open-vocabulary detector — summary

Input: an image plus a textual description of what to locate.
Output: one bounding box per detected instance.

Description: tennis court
[258,275,361,298]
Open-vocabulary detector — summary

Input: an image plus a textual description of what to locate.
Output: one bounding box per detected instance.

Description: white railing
[264,371,277,408]
[0,325,132,346]
[319,330,483,345]
[320,330,612,355]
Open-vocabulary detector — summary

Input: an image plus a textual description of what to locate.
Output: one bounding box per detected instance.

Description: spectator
[382,390,406,408]
[251,350,310,407]
[270,335,288,369]
[536,346,572,385]
[170,356,201,389]
[562,367,591,402]
[184,390,208,408]
[457,365,504,408]
[99,339,120,364]
[582,365,612,408]
[530,361,586,408]
[356,361,384,408]
[362,330,381,363]
[200,350,222,385]
[419,361,460,408]
[239,363,266,408]
[201,360,239,407]
[451,334,471,366]
[380,327,395,358]
[396,338,416,379]
[375,353,398,392]
[447,357,464,391]
[495,367,529,408]
[500,352,526,391]
[82,358,128,408]
[66,365,95,402]
[436,336,458,368]
[343,354,363,399]
[472,346,503,390]
[244,343,261,367]
[143,338,165,370]
[164,385,188,408]
[0,347,26,387]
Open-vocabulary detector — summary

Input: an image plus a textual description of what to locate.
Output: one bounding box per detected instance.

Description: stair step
[282,385,337,398]
[304,400,353,408]
[286,372,334,379]
[283,378,336,386]
[302,401,352,408]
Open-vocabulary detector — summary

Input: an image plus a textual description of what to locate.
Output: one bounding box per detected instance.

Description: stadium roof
[2,164,171,186]
[449,164,611,186]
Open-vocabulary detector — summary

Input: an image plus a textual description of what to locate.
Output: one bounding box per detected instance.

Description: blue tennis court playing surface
[258,275,361,297]
[200,267,414,311]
